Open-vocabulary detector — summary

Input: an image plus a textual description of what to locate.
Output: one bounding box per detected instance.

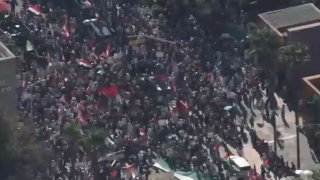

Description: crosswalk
[267,134,296,144]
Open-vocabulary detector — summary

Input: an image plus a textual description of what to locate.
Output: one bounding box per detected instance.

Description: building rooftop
[259,3,320,36]
[303,74,320,95]
[287,21,320,32]
[0,41,15,61]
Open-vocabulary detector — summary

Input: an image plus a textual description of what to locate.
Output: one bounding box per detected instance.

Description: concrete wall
[301,76,320,124]
[287,24,320,77]
[0,57,17,118]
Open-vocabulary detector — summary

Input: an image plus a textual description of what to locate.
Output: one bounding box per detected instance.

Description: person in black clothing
[9,0,18,13]
[260,164,266,179]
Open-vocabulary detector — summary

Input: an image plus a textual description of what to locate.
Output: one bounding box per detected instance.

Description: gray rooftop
[259,3,320,29]
[0,41,15,61]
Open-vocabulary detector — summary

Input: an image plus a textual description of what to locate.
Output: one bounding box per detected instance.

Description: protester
[1,0,297,179]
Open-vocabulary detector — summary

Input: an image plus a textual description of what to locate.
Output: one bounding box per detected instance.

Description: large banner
[129,38,146,46]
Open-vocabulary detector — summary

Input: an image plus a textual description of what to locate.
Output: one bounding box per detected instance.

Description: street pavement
[14,0,23,13]
[220,93,320,179]
[254,94,320,170]
[218,135,263,173]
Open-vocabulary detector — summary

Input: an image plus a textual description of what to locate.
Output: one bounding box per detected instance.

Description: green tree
[65,123,83,141]
[63,124,107,179]
[89,128,106,146]
[247,25,310,108]
[246,23,310,70]
[0,111,52,180]
[313,169,320,180]
[278,42,310,83]
[64,123,106,148]
[278,42,310,65]
[247,25,282,71]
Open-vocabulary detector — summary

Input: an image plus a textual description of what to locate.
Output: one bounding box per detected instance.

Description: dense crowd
[0,0,299,179]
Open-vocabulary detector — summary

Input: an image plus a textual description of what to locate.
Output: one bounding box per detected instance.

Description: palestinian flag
[264,160,272,172]
[28,5,41,15]
[78,60,92,68]
[224,151,232,159]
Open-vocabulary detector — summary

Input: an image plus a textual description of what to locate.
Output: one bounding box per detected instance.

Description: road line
[267,135,296,144]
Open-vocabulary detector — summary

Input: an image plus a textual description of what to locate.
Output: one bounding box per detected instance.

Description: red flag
[99,85,119,97]
[100,44,111,58]
[111,170,118,178]
[78,110,88,126]
[28,5,42,15]
[172,77,176,92]
[264,160,270,168]
[77,101,88,125]
[87,40,96,49]
[155,74,169,81]
[78,101,89,126]
[177,100,188,114]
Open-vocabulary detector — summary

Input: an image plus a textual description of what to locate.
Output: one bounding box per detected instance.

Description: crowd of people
[0,0,299,179]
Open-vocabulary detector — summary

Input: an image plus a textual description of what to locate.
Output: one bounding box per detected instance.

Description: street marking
[267,135,296,144]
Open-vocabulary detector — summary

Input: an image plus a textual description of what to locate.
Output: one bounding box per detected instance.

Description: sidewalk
[253,94,320,170]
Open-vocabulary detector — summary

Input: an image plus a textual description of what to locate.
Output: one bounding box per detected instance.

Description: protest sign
[156,52,164,58]
[129,38,146,46]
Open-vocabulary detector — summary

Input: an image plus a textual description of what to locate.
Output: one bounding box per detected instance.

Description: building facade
[0,41,17,118]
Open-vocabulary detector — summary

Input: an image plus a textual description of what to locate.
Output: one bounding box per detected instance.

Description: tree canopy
[313,169,320,180]
[0,112,52,180]
[247,25,310,75]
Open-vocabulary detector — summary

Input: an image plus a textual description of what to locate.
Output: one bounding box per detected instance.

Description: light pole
[296,111,301,169]
[271,111,277,155]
